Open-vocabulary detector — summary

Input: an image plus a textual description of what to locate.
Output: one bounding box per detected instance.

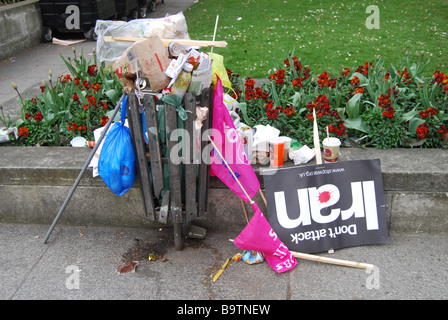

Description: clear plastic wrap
[95,12,191,63]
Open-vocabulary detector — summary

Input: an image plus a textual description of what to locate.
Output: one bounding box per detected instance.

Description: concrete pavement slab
[1,223,447,301]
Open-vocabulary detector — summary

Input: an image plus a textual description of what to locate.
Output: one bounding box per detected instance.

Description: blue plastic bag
[98,95,136,196]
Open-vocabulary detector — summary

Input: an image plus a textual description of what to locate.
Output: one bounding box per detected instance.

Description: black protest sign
[263,159,389,254]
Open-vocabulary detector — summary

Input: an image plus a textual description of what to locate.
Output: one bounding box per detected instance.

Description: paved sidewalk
[2,223,447,301]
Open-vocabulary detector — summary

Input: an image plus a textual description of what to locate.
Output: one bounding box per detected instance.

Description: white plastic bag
[95,12,191,63]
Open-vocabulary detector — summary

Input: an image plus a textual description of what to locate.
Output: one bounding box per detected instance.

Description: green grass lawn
[183,0,448,78]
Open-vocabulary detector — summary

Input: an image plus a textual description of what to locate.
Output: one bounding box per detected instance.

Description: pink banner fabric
[210,77,260,202]
[233,202,298,273]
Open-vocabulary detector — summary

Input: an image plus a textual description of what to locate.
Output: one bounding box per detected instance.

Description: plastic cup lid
[323,137,341,146]
[70,136,87,147]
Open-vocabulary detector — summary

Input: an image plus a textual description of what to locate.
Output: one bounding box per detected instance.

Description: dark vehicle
[115,0,138,20]
[39,0,116,41]
[138,0,164,18]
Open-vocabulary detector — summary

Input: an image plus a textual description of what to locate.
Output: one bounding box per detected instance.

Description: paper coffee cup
[279,136,291,161]
[322,137,341,163]
[269,138,285,167]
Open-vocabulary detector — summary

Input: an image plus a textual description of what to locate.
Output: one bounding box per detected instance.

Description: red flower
[74,77,81,85]
[265,99,274,111]
[354,87,364,95]
[87,65,97,76]
[100,115,109,126]
[91,83,101,92]
[318,71,330,88]
[18,127,29,137]
[398,67,411,84]
[25,112,31,120]
[341,68,350,77]
[416,123,429,139]
[292,77,302,88]
[306,113,314,121]
[82,80,90,90]
[245,78,255,88]
[67,122,77,131]
[327,77,337,88]
[382,107,394,119]
[267,108,279,120]
[60,74,72,83]
[438,125,448,140]
[329,121,347,136]
[419,107,438,119]
[100,101,108,110]
[83,104,89,110]
[351,76,360,87]
[269,69,286,84]
[87,95,96,106]
[283,106,295,116]
[355,62,372,76]
[40,85,47,92]
[73,93,79,102]
[34,112,43,123]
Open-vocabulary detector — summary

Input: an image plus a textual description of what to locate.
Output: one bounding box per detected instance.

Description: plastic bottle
[171,63,193,98]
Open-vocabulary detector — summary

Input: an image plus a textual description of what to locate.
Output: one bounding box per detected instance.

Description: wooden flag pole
[313,107,322,164]
[103,36,228,48]
[229,240,374,270]
[208,135,253,203]
[290,251,375,270]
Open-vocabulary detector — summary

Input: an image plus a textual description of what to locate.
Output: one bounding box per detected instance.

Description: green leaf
[344,118,369,133]
[346,93,362,119]
[73,86,90,105]
[238,102,255,127]
[409,118,426,135]
[400,110,420,122]
[105,89,120,106]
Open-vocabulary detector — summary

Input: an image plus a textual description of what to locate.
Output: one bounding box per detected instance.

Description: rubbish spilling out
[39,12,388,279]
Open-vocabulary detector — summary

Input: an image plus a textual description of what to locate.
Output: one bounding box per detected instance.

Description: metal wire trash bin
[126,88,213,250]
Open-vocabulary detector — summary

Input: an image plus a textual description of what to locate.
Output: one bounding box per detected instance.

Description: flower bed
[1,49,123,146]
[2,49,448,149]
[228,51,448,149]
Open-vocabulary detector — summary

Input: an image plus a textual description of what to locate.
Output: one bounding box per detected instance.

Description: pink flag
[210,76,260,202]
[233,202,298,273]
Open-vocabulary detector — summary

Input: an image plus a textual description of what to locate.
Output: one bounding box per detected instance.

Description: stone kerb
[0,146,446,235]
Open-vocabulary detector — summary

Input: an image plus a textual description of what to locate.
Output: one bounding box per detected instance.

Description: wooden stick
[210,15,220,57]
[229,239,374,270]
[313,108,322,164]
[103,36,228,47]
[258,189,267,207]
[290,251,374,270]
[208,135,253,203]
[240,198,250,224]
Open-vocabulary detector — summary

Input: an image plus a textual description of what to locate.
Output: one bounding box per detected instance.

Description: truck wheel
[149,1,156,12]
[42,27,52,42]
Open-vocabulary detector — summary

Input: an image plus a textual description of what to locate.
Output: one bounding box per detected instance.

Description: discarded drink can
[134,78,148,90]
